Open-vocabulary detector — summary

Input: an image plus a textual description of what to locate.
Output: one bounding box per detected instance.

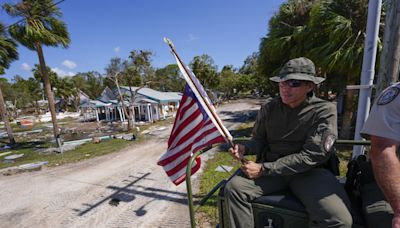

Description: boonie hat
[270,57,325,84]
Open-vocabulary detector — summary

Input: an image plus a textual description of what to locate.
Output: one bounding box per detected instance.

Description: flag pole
[164,38,234,148]
[164,38,247,228]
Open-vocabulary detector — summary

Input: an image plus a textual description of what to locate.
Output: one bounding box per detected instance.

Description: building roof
[80,100,111,108]
[135,97,158,104]
[80,86,182,108]
[99,86,117,101]
[119,86,181,103]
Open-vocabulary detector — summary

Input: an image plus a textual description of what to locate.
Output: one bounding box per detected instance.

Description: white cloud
[188,33,199,41]
[114,46,120,53]
[62,60,77,69]
[21,63,31,71]
[66,72,75,77]
[52,67,75,77]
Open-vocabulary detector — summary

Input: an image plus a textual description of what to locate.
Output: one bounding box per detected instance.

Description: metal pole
[353,0,382,158]
[186,150,203,228]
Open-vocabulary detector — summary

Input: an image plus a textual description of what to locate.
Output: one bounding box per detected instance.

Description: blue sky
[1,0,284,81]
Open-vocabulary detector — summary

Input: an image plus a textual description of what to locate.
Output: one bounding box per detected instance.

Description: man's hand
[229,144,245,161]
[393,213,400,228]
[241,161,263,179]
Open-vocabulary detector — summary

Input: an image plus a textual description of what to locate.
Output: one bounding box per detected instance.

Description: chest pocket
[267,107,315,143]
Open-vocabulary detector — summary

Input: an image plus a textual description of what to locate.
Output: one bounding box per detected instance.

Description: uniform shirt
[361,82,400,142]
[245,95,337,176]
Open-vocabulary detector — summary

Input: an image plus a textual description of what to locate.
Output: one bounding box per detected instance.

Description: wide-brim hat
[270,57,325,84]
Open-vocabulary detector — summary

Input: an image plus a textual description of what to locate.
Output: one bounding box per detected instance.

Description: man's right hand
[393,213,400,228]
[229,144,245,161]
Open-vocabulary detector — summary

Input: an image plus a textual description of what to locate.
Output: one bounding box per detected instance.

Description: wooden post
[376,0,400,95]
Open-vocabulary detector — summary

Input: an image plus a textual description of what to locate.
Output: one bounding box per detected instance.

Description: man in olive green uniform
[225,57,352,228]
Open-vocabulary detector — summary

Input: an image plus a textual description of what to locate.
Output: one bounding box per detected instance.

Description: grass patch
[0,138,133,170]
[336,146,358,177]
[196,120,255,226]
[46,139,133,167]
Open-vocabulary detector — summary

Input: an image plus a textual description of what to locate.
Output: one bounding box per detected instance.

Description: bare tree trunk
[34,100,39,116]
[35,42,60,144]
[0,87,15,145]
[376,0,400,94]
[74,97,80,112]
[128,107,134,128]
[13,99,18,119]
[128,85,149,128]
[114,77,132,130]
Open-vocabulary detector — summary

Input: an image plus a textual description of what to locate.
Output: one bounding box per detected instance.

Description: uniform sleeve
[244,103,269,156]
[262,103,337,176]
[361,93,400,142]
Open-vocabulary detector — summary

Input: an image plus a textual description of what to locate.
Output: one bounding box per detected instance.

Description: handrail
[335,139,371,146]
[184,139,371,228]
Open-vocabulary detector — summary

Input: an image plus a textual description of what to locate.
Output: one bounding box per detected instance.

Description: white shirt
[361,82,400,141]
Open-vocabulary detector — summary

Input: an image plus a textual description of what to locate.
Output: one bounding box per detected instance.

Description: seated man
[225,57,352,228]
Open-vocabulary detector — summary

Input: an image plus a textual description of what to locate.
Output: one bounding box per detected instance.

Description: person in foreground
[225,57,352,228]
[360,82,400,228]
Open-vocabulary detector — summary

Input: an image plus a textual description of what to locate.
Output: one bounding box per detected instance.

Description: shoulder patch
[324,134,336,152]
[377,87,400,105]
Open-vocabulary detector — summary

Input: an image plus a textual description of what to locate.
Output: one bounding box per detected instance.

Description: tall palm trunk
[35,42,60,143]
[0,87,15,145]
[340,76,356,139]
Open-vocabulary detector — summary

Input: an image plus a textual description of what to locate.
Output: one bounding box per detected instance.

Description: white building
[79,86,182,123]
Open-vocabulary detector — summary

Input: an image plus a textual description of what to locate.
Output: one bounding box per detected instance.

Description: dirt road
[0,99,262,228]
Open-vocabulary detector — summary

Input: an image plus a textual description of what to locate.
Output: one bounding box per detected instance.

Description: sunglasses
[279,79,308,88]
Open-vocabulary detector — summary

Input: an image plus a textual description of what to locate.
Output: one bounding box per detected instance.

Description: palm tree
[3,0,70,144]
[189,54,219,89]
[258,0,385,139]
[257,0,317,95]
[0,22,18,145]
[306,0,385,138]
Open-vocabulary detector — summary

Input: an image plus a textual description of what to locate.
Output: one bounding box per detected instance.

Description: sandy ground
[0,98,263,228]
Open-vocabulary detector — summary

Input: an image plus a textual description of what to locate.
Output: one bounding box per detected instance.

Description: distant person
[225,57,352,228]
[361,82,400,228]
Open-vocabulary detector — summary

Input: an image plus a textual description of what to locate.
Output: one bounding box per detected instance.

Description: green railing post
[186,150,203,228]
[184,138,249,228]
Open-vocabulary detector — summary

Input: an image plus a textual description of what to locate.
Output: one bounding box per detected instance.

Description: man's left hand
[241,161,263,179]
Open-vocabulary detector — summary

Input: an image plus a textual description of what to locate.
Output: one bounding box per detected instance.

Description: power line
[3,0,66,30]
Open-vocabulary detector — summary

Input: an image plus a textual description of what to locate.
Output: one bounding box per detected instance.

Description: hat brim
[270,73,325,84]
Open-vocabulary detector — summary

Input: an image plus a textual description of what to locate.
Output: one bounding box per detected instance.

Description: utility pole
[376,0,400,95]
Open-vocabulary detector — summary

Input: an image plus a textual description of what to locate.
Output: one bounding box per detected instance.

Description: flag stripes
[158,85,225,185]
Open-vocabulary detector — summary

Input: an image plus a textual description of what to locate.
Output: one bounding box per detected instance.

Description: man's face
[279,79,315,108]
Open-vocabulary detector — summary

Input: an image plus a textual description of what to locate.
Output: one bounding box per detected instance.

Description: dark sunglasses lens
[288,80,303,87]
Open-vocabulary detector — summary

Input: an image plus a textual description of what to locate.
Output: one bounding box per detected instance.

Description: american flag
[157,84,226,185]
